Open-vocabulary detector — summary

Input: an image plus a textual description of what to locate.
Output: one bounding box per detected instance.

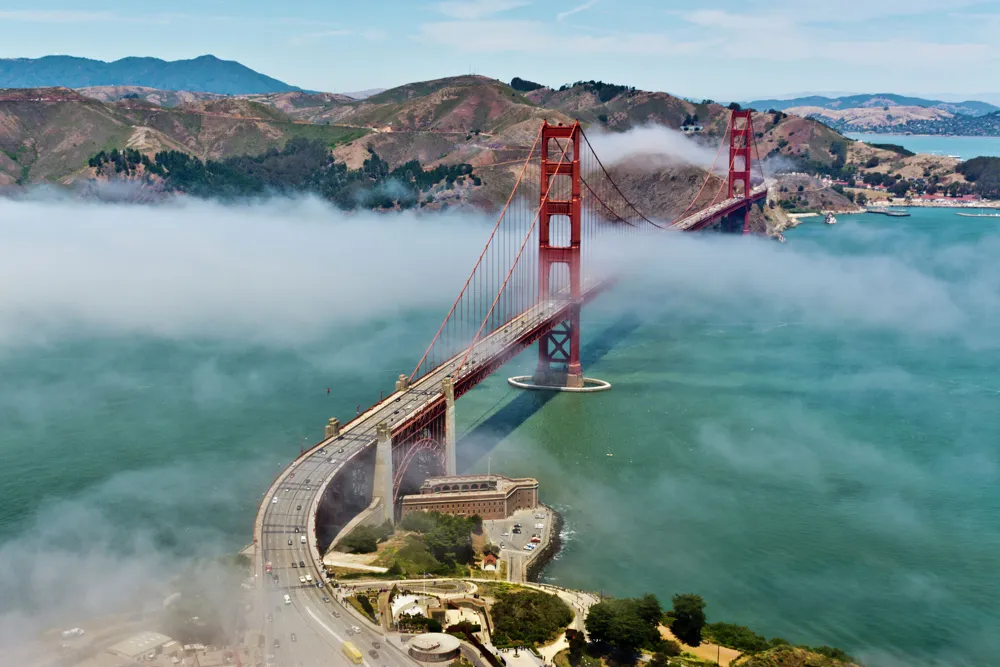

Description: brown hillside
[337,75,551,134]
[527,84,730,134]
[752,111,846,165]
[76,86,222,107]
[0,88,134,183]
[789,104,951,129]
[240,91,356,123]
[0,88,367,183]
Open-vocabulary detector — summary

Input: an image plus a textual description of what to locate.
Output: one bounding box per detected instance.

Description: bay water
[1,201,998,667]
[846,131,1000,159]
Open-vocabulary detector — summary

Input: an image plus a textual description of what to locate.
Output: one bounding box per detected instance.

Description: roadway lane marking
[305,605,345,643]
[305,607,374,667]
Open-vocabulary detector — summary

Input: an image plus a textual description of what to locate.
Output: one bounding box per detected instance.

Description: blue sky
[1,0,1000,100]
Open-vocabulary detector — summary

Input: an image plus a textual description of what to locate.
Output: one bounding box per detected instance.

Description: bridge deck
[672,181,773,231]
[306,283,606,457]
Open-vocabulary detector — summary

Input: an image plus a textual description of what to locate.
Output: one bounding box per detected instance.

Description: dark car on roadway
[299,560,305,567]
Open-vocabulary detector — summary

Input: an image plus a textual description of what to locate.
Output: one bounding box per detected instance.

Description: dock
[865,208,911,217]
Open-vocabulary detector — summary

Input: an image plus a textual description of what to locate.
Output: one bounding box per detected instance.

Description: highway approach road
[257,444,407,667]
[254,292,601,666]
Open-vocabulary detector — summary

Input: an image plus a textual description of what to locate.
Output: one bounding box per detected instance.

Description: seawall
[526,505,564,583]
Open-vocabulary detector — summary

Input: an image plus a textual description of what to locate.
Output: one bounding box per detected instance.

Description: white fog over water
[0,195,998,667]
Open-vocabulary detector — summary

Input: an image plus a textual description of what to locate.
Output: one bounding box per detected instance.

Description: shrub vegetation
[491,588,573,647]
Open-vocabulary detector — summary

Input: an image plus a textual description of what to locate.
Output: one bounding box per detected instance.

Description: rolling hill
[0,87,366,184]
[1,73,969,217]
[0,55,301,94]
[749,93,999,117]
[786,104,953,129]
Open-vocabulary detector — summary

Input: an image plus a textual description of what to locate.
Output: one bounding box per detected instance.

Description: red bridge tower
[724,109,755,234]
[534,121,584,388]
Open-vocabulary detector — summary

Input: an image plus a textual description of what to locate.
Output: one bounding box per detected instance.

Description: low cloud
[0,195,496,351]
[584,125,721,171]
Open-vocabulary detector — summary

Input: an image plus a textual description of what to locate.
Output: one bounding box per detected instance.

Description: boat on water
[823,213,837,225]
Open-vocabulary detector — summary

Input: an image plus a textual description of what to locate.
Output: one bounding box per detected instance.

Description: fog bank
[584,125,721,171]
[0,195,494,350]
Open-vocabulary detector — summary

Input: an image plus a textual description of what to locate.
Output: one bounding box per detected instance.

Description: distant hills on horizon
[748,93,1000,117]
[0,54,303,95]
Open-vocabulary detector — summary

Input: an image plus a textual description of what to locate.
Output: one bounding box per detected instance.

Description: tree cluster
[341,521,394,554]
[584,593,663,654]
[867,142,915,157]
[89,147,149,177]
[510,77,544,92]
[398,613,442,633]
[576,590,860,666]
[399,511,479,568]
[87,138,477,209]
[957,156,1000,198]
[491,588,573,647]
[557,80,636,102]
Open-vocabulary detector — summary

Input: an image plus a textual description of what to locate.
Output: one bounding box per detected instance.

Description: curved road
[253,293,596,666]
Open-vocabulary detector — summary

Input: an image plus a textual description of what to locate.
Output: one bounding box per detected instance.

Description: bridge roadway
[252,285,605,667]
[671,181,774,231]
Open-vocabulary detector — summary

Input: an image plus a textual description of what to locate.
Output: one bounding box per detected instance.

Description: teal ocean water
[846,131,1000,159]
[2,203,999,667]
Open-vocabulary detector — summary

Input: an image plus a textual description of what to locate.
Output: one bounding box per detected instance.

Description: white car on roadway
[299,576,307,584]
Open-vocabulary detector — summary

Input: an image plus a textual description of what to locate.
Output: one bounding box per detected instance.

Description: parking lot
[482,506,553,581]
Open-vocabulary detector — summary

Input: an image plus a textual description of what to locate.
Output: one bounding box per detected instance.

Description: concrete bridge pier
[373,421,394,524]
[442,377,456,476]
[720,204,750,234]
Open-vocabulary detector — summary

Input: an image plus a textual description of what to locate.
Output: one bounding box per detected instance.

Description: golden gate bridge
[255,110,772,564]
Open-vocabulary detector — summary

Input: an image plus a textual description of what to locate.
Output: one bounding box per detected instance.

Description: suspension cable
[408,126,543,382]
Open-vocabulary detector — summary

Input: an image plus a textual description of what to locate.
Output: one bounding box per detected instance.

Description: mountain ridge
[0,55,301,95]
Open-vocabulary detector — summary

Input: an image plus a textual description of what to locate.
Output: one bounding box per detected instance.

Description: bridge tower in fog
[722,109,756,235]
[534,121,585,388]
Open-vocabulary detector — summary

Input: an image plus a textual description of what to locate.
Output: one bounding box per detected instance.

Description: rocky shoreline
[526,505,564,582]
